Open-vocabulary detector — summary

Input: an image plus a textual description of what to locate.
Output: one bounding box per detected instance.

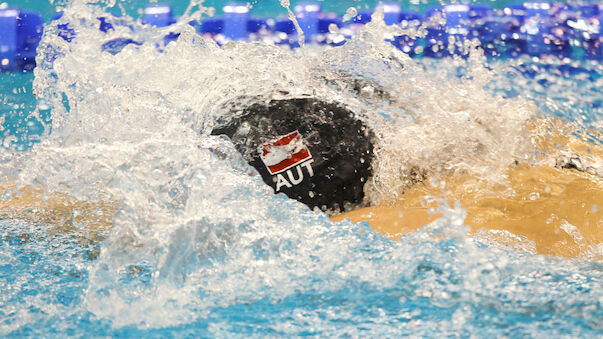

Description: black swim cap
[211,98,375,212]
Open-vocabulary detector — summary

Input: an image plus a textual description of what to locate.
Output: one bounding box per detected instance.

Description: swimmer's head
[211,98,375,213]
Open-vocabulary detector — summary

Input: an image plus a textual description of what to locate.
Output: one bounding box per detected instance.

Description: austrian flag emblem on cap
[259,131,312,175]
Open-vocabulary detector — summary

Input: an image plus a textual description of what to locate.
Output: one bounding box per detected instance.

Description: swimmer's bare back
[0,184,117,242]
[333,164,602,259]
[334,118,603,259]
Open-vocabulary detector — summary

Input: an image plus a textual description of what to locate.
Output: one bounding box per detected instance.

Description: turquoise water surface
[0,0,602,337]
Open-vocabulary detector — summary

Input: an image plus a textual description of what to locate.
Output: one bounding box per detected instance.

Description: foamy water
[0,1,601,336]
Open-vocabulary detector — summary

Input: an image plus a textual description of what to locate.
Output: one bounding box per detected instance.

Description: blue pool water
[0,72,51,151]
[1,0,602,337]
[2,215,601,337]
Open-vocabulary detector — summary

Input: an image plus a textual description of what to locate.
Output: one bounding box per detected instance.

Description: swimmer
[1,97,601,259]
[208,96,601,258]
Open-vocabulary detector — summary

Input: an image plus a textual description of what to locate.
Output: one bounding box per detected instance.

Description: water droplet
[328,23,339,34]
[346,7,357,18]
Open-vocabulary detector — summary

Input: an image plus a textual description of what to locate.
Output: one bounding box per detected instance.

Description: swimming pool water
[0,0,602,337]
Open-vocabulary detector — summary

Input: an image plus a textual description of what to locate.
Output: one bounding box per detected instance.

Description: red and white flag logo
[259,131,312,175]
